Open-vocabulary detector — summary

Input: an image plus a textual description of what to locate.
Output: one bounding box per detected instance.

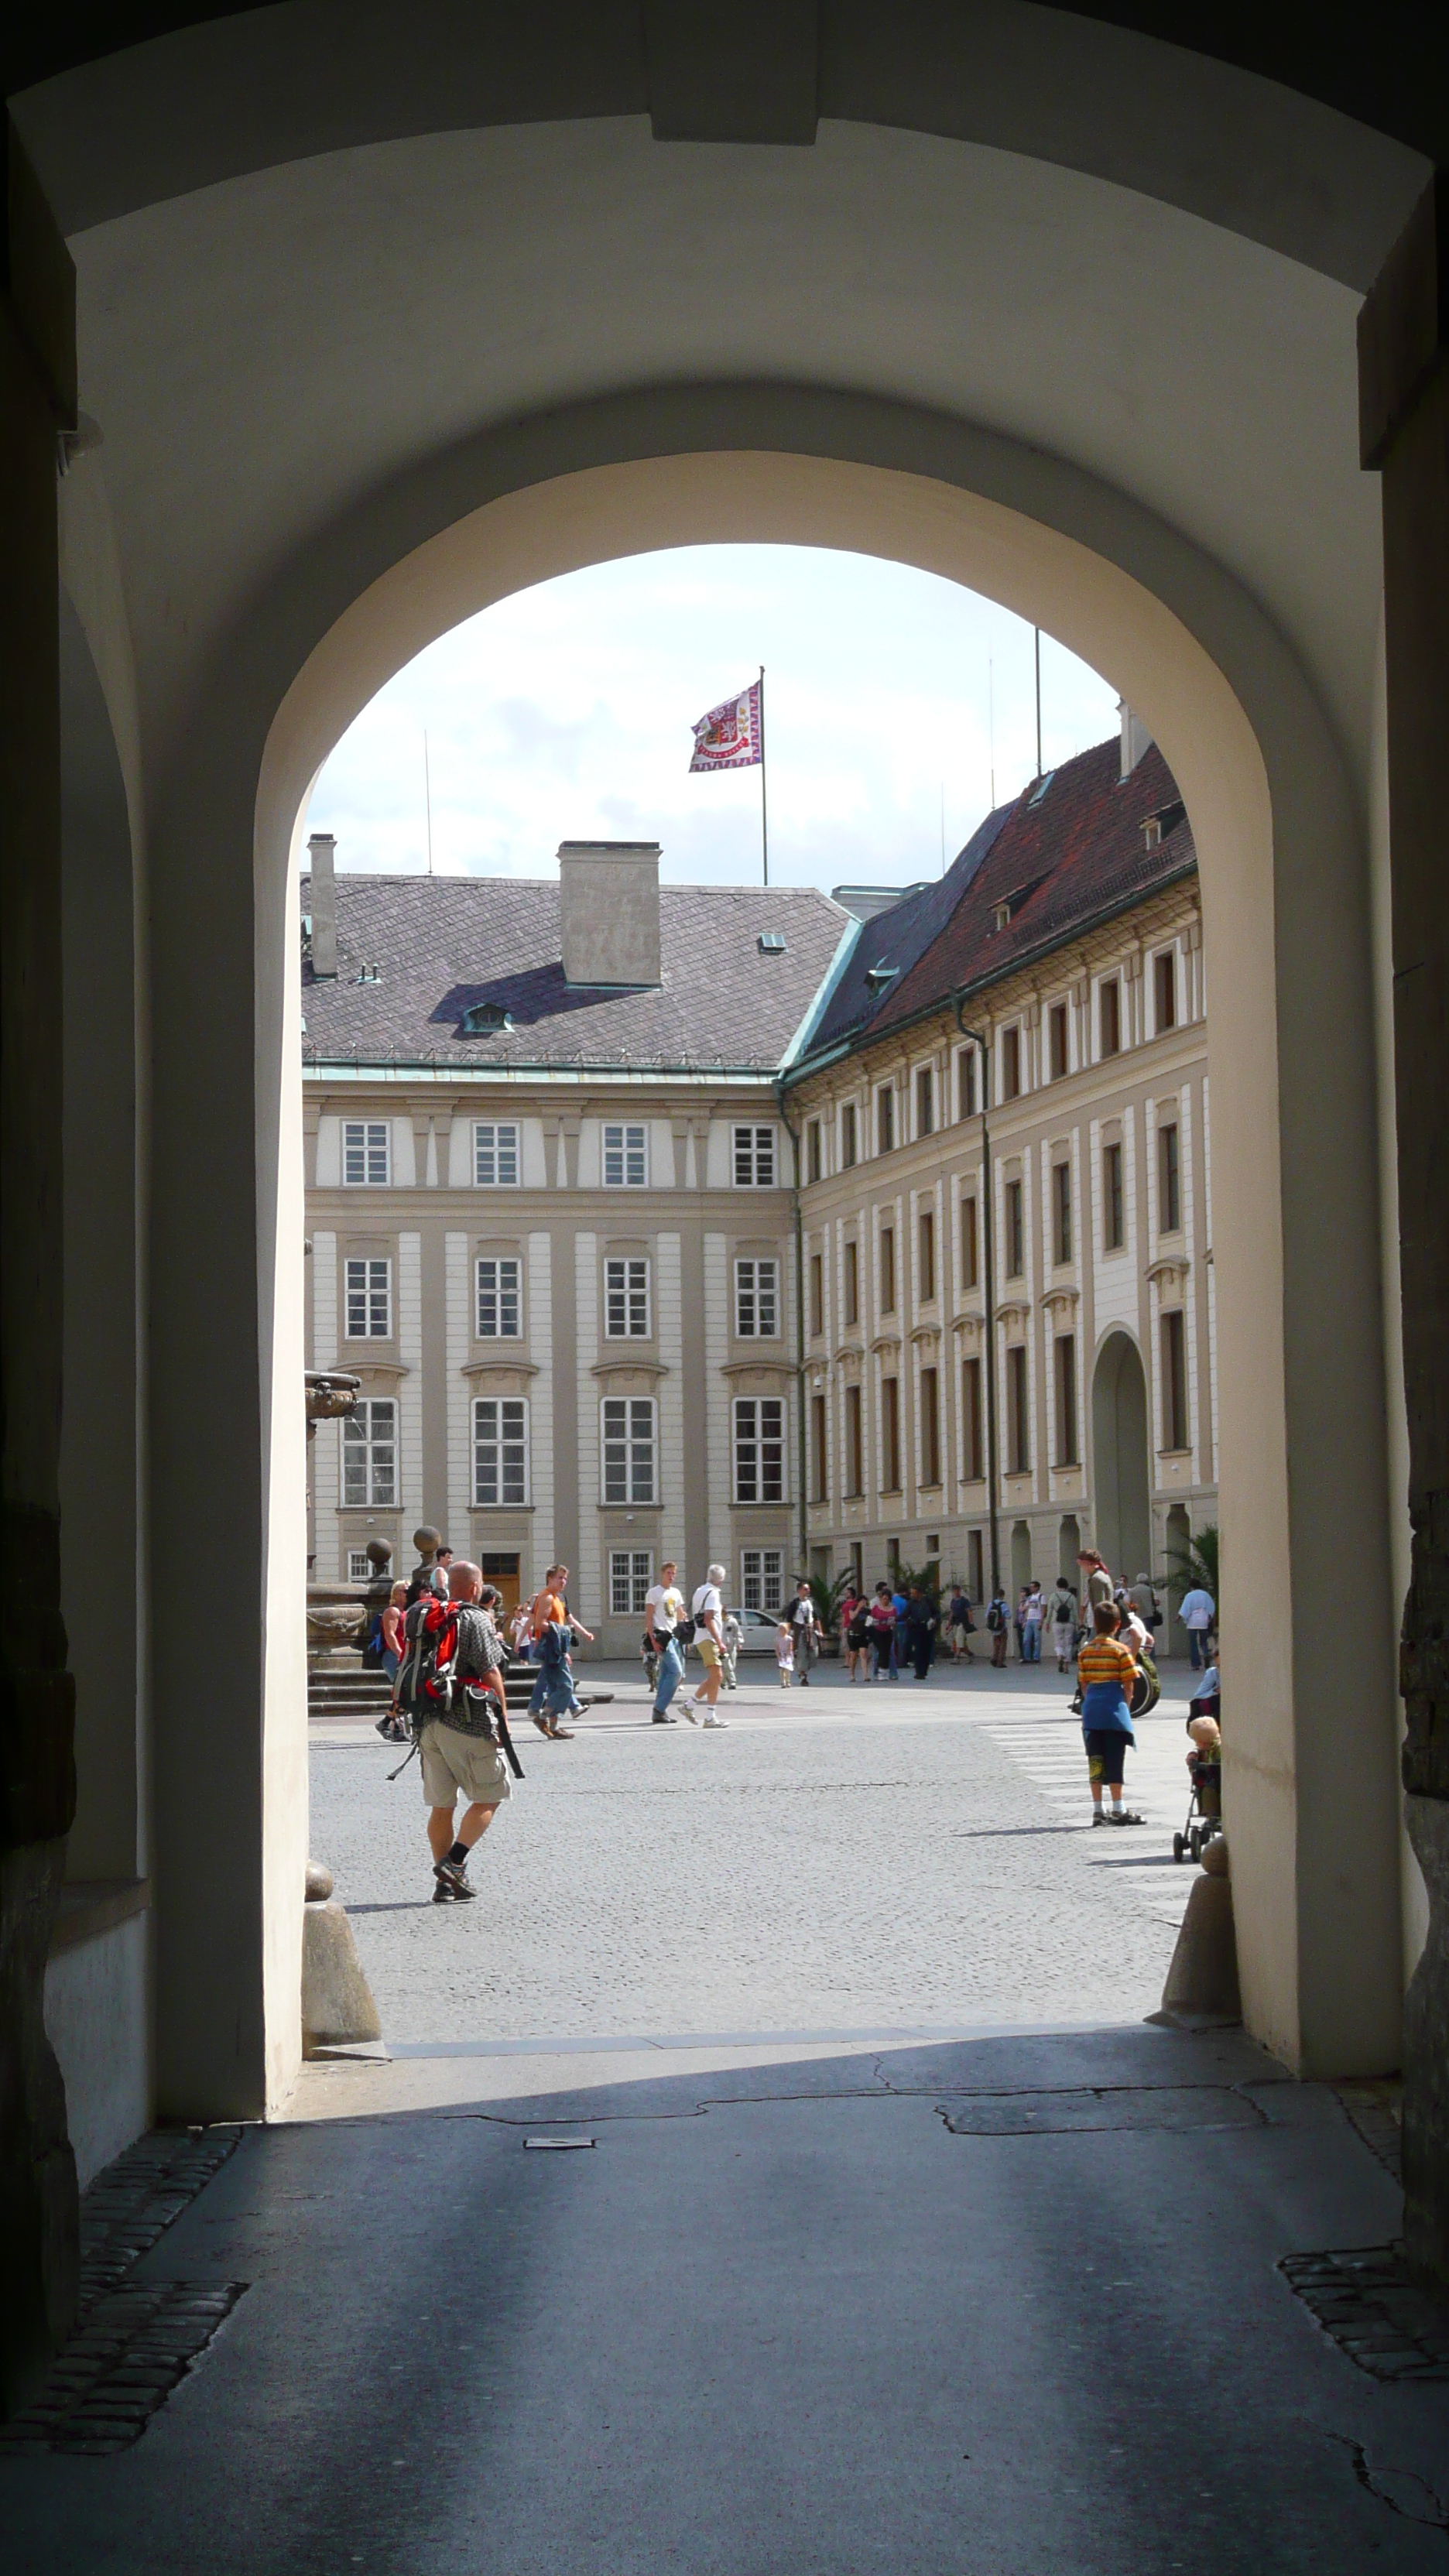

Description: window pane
[841,1103,857,1168]
[475,1122,520,1187]
[477,1257,520,1338]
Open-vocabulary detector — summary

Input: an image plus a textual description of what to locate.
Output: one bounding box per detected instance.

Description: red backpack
[396,1595,458,1725]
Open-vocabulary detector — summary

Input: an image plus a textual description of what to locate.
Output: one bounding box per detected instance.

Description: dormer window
[461,1001,512,1035]
[993,900,1012,931]
[866,961,898,992]
[758,930,786,955]
[1142,817,1163,849]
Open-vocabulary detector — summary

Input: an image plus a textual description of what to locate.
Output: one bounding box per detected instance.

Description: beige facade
[305,867,1213,1644]
[787,875,1214,1634]
[305,1087,802,1646]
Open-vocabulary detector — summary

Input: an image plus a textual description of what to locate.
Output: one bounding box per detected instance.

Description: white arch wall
[91,387,1398,2112]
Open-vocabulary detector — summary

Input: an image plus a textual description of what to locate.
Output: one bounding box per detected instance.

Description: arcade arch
[1091,1332,1152,1589]
[178,422,1397,2111]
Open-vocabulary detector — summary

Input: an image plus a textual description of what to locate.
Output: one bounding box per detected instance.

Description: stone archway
[1091,1333,1151,1588]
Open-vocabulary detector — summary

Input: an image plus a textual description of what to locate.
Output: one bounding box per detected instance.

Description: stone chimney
[557,841,662,987]
[307,831,337,977]
[1118,701,1153,779]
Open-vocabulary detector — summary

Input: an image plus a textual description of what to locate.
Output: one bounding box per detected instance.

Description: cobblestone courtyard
[310,1660,1201,2047]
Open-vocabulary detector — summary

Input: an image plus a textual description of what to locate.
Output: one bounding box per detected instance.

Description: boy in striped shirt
[1077,1602,1144,1826]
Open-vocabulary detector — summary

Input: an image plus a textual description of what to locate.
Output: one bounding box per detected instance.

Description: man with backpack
[396,1560,516,1903]
[986,1588,1010,1667]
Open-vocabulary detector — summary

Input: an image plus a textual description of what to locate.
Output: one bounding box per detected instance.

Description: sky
[305,544,1124,896]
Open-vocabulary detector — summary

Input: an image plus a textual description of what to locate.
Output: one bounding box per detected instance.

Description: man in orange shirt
[526,1562,594,1738]
[1077,1601,1143,1826]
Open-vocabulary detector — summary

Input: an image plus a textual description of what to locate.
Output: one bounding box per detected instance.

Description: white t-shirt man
[692,1579,723,1632]
[644,1579,684,1639]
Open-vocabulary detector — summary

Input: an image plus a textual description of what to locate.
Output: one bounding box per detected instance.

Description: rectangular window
[605,1255,651,1339]
[957,1047,977,1121]
[342,1397,397,1507]
[472,1396,528,1506]
[733,1123,776,1186]
[1055,1334,1078,1465]
[876,1086,895,1154]
[881,1376,901,1492]
[807,1118,822,1184]
[741,1547,784,1614]
[916,1065,934,1138]
[342,1119,390,1187]
[735,1256,779,1339]
[1159,1120,1180,1234]
[1155,949,1177,1033]
[920,1365,940,1487]
[809,1252,824,1340]
[1005,1178,1024,1279]
[1100,978,1122,1057]
[880,1225,896,1314]
[844,1238,859,1327]
[475,1255,521,1339]
[845,1382,863,1494]
[609,1549,653,1617]
[963,1356,984,1482]
[346,1548,373,1584]
[919,1207,935,1303]
[344,1255,391,1339]
[1053,1161,1072,1266]
[603,1123,648,1187]
[1163,1308,1188,1450]
[1002,1025,1021,1100]
[1104,1141,1125,1250]
[961,1195,978,1290]
[811,1393,827,1502]
[734,1398,784,1504]
[1007,1344,1029,1475]
[968,1528,984,1599]
[602,1396,656,1503]
[474,1122,520,1187]
[1049,1002,1068,1081]
[841,1101,858,1169]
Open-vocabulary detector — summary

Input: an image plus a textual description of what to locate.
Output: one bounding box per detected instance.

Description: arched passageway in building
[15,14,1431,2300]
[1091,1333,1151,1588]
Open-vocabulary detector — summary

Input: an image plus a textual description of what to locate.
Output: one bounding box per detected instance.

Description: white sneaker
[683,1702,701,1725]
[703,1714,727,1727]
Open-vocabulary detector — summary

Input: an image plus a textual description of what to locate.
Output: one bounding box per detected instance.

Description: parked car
[733,1607,786,1656]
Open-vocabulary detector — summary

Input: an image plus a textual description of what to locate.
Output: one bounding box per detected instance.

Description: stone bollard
[1155,1835,1242,2024]
[301,1859,382,2055]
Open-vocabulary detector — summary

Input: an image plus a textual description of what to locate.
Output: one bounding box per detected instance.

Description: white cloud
[307,544,1122,892]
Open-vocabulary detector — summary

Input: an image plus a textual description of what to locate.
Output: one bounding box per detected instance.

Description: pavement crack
[1329,2434,1449,2534]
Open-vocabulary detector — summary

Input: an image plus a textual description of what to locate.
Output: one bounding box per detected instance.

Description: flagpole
[758,664,769,888]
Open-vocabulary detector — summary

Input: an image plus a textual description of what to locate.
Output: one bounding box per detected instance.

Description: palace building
[303,714,1215,1649]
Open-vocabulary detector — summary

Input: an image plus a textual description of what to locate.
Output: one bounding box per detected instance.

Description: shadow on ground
[2,2026,1445,2573]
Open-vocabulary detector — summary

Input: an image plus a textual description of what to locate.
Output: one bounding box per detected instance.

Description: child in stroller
[1173,1663,1221,1862]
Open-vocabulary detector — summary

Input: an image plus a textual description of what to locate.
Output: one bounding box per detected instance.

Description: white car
[732,1606,790,1656]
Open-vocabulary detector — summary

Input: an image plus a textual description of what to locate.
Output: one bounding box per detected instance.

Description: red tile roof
[822,735,1194,1054]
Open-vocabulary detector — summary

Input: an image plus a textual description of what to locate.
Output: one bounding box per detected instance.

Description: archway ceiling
[49,114,1397,790]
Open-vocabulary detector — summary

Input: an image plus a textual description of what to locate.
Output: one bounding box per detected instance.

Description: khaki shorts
[419,1720,511,1809]
[696,1635,721,1669]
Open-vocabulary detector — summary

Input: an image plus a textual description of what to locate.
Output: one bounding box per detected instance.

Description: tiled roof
[807,802,1013,1054]
[300,875,846,1073]
[794,735,1195,1066]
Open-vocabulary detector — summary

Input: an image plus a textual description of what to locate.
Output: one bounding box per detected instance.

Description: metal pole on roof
[988,656,995,808]
[1033,629,1043,780]
[758,664,769,887]
[423,730,434,875]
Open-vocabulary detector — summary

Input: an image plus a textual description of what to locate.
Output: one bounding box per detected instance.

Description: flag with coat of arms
[688,679,762,771]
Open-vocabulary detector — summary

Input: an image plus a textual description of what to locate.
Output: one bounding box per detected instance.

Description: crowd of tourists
[347,1534,1218,1896]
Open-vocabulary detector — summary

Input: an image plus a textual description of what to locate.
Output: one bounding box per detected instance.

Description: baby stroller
[1175,1700,1217,1865]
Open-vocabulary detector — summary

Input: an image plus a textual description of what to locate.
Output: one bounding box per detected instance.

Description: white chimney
[307,831,337,977]
[1118,701,1153,779]
[557,841,662,988]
